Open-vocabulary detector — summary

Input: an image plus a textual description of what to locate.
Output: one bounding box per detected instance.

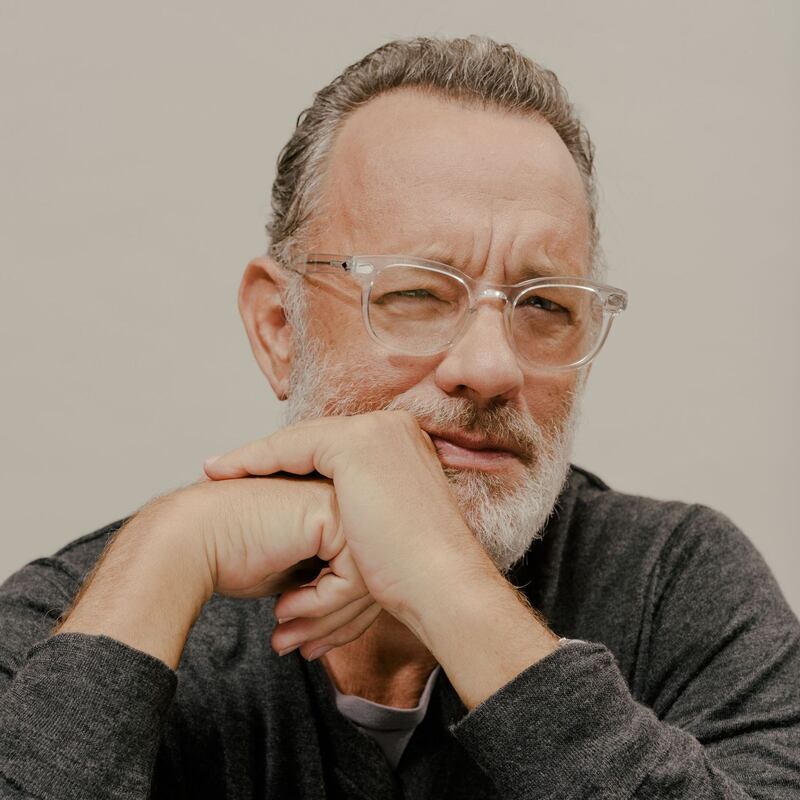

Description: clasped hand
[195,410,492,660]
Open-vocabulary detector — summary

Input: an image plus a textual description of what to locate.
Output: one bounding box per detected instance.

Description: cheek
[368,352,443,397]
[348,349,441,402]
[308,298,439,397]
[522,373,580,430]
[307,294,363,348]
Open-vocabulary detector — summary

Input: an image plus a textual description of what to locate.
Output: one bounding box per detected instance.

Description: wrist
[57,493,214,669]
[396,545,503,647]
[403,559,559,710]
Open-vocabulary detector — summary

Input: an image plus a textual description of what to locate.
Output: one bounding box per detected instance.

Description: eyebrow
[413,246,566,282]
[511,262,564,281]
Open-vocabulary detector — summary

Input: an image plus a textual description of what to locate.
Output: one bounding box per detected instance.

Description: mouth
[424,428,525,472]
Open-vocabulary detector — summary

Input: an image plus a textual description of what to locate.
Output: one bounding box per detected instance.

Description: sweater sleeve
[447,506,800,799]
[0,546,178,800]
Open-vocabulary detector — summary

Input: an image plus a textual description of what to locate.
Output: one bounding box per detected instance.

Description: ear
[238,256,294,401]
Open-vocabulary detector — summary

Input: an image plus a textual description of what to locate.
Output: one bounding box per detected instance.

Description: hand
[174,472,383,657]
[203,410,496,656]
[55,469,383,669]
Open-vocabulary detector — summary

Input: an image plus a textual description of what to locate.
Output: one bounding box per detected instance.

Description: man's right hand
[56,474,380,669]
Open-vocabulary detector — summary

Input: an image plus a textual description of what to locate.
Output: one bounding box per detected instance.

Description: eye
[521,294,566,313]
[393,289,436,299]
[375,288,445,303]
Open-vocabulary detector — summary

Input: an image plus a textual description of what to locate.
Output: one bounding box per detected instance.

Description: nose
[433,302,524,405]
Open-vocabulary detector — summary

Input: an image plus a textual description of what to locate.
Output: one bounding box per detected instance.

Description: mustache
[321,385,542,462]
[383,394,546,465]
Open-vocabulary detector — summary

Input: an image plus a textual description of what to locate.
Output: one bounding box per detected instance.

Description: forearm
[56,494,213,670]
[0,633,177,800]
[405,569,776,798]
[409,568,559,710]
[409,559,757,798]
[446,641,763,799]
[0,497,209,799]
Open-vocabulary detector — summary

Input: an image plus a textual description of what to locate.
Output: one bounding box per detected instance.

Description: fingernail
[276,616,296,624]
[204,455,221,468]
[307,644,333,662]
[278,644,299,657]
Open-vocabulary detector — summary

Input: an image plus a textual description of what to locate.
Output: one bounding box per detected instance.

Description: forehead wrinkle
[325,170,586,279]
[325,172,475,259]
[508,224,588,280]
[318,90,590,273]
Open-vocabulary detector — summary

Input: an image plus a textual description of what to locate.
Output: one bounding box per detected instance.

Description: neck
[319,610,439,708]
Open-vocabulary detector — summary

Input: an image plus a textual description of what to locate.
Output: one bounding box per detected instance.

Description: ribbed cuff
[448,641,665,800]
[0,633,177,800]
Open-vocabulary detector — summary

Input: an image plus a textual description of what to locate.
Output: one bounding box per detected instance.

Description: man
[0,35,798,800]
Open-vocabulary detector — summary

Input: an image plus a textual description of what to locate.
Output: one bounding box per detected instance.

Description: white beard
[283,289,583,574]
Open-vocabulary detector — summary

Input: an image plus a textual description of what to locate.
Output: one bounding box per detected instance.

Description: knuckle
[356,409,418,443]
[393,408,417,428]
[380,408,417,431]
[324,623,359,648]
[303,482,341,558]
[321,497,343,552]
[334,584,365,610]
[353,412,383,439]
[321,481,339,515]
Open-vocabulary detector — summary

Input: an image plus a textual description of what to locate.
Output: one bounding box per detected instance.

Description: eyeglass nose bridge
[463,287,515,329]
[475,287,508,302]
[470,287,510,308]
[454,286,518,356]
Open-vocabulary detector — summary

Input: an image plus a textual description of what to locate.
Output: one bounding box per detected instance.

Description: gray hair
[268,35,603,287]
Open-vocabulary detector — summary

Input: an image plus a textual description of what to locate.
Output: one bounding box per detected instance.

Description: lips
[424,428,525,471]
[424,428,523,457]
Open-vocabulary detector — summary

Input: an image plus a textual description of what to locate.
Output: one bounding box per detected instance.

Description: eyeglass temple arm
[302,256,349,272]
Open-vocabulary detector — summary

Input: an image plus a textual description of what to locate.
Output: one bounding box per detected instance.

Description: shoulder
[532,466,794,660]
[540,465,703,593]
[559,464,763,576]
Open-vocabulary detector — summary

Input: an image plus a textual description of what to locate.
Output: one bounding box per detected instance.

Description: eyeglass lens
[365,264,605,367]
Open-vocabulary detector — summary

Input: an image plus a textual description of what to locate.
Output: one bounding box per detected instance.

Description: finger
[204,419,348,480]
[274,545,367,621]
[274,570,368,621]
[304,565,333,585]
[298,602,383,661]
[271,593,375,654]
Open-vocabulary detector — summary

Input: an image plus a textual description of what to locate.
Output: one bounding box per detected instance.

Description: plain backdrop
[1,1,797,614]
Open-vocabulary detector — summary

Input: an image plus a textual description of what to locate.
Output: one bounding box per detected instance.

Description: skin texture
[235,88,594,706]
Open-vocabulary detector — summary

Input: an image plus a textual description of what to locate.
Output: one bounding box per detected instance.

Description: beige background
[1,2,797,613]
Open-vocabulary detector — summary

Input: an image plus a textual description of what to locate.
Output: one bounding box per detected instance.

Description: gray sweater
[0,466,798,799]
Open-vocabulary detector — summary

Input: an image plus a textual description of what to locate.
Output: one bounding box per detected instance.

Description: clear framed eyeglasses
[284,254,628,372]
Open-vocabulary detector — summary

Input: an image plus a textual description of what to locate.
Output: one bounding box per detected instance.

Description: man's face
[283,89,592,573]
